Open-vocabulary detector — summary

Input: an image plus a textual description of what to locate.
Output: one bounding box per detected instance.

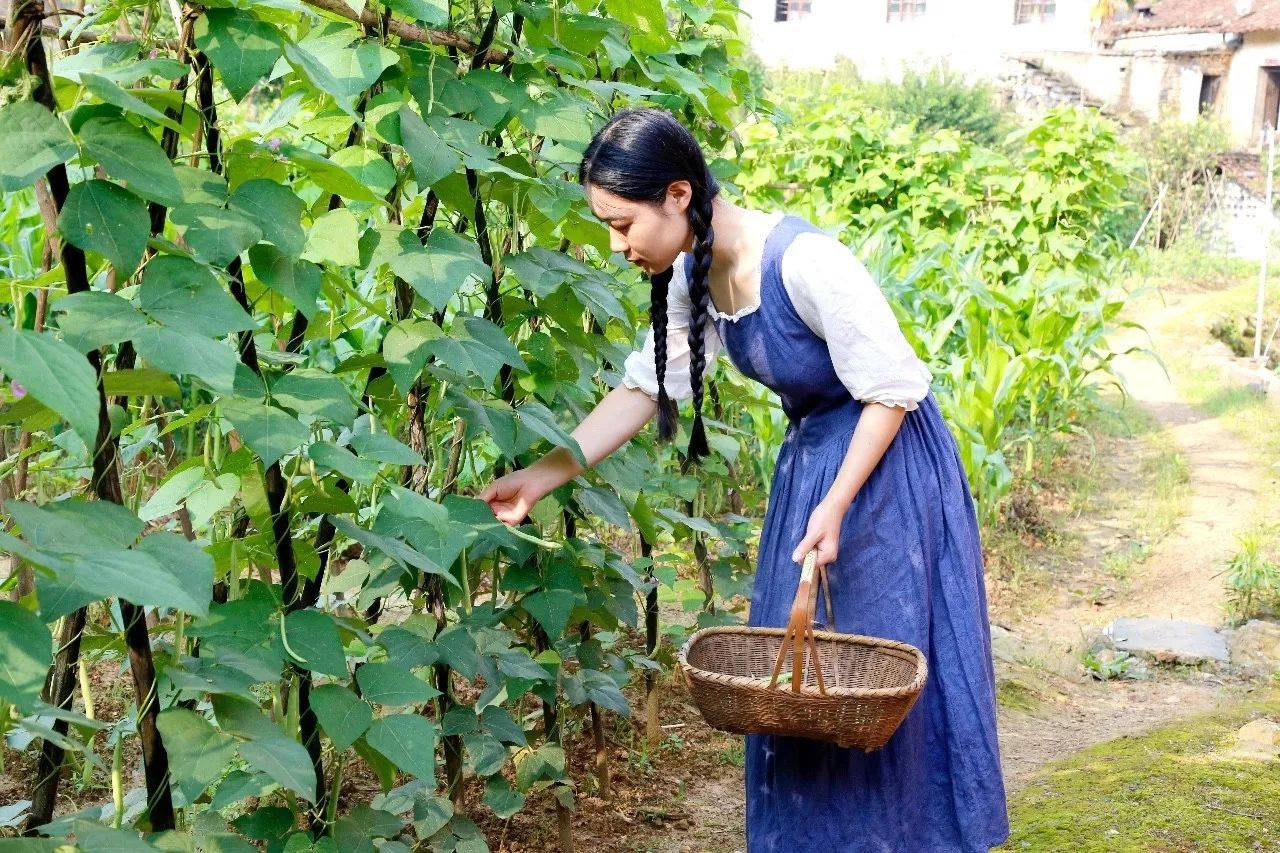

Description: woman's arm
[481,385,657,524]
[791,402,907,566]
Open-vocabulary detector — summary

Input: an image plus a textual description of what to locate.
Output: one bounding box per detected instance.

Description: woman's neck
[706,196,754,275]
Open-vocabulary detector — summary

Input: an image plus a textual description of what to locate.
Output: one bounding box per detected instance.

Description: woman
[480,108,1010,852]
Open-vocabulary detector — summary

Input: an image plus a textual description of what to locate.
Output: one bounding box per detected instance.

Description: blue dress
[694,215,1010,852]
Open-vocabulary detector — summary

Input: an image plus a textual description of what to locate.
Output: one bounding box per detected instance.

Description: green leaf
[196,9,283,102]
[482,775,525,818]
[270,369,356,425]
[0,327,100,448]
[51,290,148,353]
[514,401,585,466]
[426,315,527,386]
[170,204,264,266]
[285,27,398,112]
[384,0,448,26]
[220,398,309,468]
[0,102,77,192]
[140,255,255,336]
[365,714,438,781]
[382,318,443,395]
[78,116,182,207]
[81,73,182,131]
[355,662,439,706]
[398,105,461,189]
[58,179,149,275]
[0,601,53,712]
[134,326,239,396]
[248,245,322,318]
[332,146,397,199]
[5,498,142,553]
[70,821,160,852]
[139,464,239,527]
[134,531,215,616]
[391,228,488,309]
[156,708,238,802]
[229,179,306,257]
[240,736,318,802]
[349,432,423,466]
[176,164,229,206]
[282,144,379,202]
[310,684,373,751]
[301,208,360,267]
[327,516,456,585]
[103,368,181,399]
[463,732,506,776]
[521,589,577,639]
[308,442,381,485]
[283,609,347,677]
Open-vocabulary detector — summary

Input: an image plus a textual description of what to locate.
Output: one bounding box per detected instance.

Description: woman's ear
[665,180,693,214]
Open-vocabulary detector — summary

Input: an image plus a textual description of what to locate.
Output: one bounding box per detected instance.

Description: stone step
[1104,617,1230,666]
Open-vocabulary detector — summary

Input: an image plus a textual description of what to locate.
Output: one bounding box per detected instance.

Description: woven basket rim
[677,625,929,699]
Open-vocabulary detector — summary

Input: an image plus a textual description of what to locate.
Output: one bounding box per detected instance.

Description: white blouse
[620,221,932,411]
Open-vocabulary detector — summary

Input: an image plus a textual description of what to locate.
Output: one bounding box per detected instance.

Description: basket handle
[767,549,833,696]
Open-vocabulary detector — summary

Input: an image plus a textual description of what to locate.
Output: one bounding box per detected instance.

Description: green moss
[1001,692,1280,851]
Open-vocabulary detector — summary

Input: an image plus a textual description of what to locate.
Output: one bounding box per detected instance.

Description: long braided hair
[579,108,718,463]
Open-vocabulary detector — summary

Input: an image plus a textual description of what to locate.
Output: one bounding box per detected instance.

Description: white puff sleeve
[620,257,723,401]
[780,232,931,410]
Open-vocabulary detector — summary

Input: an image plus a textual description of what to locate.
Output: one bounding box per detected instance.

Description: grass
[1000,691,1280,851]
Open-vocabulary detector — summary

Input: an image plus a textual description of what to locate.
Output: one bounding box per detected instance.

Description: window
[774,0,812,22]
[886,0,926,22]
[1013,0,1055,23]
[1199,74,1221,115]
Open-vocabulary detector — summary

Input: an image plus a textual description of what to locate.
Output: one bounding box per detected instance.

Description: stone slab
[1104,617,1229,665]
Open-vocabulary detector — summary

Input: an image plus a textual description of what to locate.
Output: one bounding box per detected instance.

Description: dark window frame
[775,0,813,22]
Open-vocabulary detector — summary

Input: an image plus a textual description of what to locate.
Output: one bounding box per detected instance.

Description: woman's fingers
[792,532,820,564]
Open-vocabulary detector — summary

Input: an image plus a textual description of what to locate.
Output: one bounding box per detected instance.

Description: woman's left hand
[792,497,849,568]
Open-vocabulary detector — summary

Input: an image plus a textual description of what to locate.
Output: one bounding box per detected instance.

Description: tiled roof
[1110,0,1280,35]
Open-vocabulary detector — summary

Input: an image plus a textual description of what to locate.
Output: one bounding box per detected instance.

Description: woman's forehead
[586,185,643,221]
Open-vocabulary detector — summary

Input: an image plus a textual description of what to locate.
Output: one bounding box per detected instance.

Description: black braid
[578,107,722,461]
[649,267,679,440]
[683,182,715,463]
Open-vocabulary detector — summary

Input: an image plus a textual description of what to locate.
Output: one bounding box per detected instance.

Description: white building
[740,0,1100,80]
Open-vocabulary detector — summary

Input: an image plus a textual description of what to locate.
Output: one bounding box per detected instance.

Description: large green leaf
[424,315,528,386]
[133,531,215,616]
[332,146,397,199]
[156,708,238,802]
[389,228,489,309]
[384,0,448,26]
[520,589,578,640]
[398,105,462,189]
[0,327,100,448]
[170,204,264,266]
[52,290,149,353]
[382,318,443,395]
[285,25,398,112]
[283,609,347,677]
[81,73,183,131]
[348,431,423,466]
[5,498,143,554]
[58,179,149,275]
[102,368,182,399]
[0,601,53,712]
[240,736,317,802]
[301,208,360,267]
[195,9,283,102]
[270,369,356,425]
[0,102,77,192]
[134,326,239,396]
[219,398,309,468]
[78,116,182,207]
[229,180,306,258]
[355,662,439,707]
[248,245,322,317]
[310,684,372,751]
[140,255,255,336]
[365,714,438,781]
[308,442,381,485]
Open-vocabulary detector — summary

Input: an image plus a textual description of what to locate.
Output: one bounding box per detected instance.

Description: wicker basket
[677,550,928,752]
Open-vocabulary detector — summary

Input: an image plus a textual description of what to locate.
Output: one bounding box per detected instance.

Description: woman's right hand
[479,468,553,526]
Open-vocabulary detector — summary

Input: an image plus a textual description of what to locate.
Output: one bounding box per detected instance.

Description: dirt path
[995,290,1264,791]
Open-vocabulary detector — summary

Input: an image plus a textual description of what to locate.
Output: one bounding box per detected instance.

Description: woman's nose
[609,230,628,255]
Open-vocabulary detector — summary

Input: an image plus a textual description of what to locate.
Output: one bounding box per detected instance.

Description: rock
[1104,617,1229,666]
[990,623,1026,665]
[1227,718,1280,761]
[1223,619,1280,679]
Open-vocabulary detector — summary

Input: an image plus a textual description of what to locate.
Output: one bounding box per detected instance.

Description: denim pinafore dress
[693,215,1010,852]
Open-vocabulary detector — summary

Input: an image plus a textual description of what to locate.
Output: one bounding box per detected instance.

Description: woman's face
[586,181,693,276]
